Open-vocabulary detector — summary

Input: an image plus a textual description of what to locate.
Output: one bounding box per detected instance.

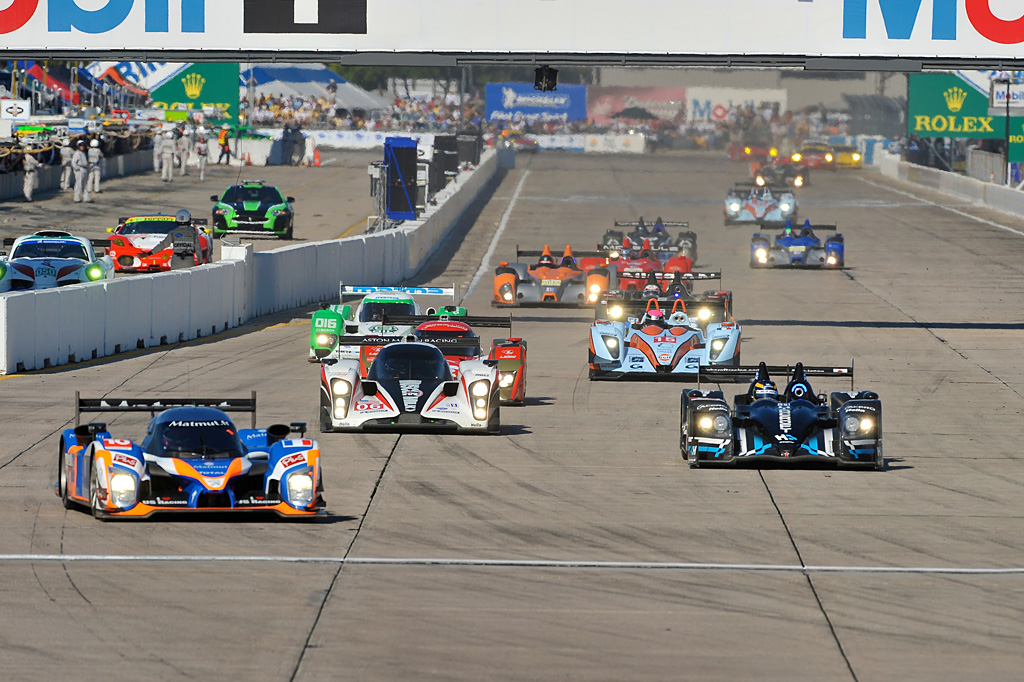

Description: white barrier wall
[0,147,499,374]
[878,153,1024,215]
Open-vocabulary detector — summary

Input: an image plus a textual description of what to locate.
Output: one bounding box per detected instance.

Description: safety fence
[0,149,497,374]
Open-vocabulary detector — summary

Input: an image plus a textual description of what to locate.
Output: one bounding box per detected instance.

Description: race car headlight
[825,153,834,162]
[272,209,288,216]
[471,381,490,397]
[769,147,779,157]
[697,308,712,321]
[793,176,804,187]
[214,208,228,215]
[608,250,620,259]
[792,153,802,162]
[755,176,765,187]
[727,202,741,212]
[499,282,514,302]
[590,283,602,294]
[330,379,352,418]
[843,416,874,435]
[711,339,725,351]
[588,293,599,302]
[470,381,490,420]
[286,471,315,506]
[110,238,126,247]
[316,333,330,345]
[780,202,792,212]
[499,371,516,388]
[0,262,7,279]
[608,305,624,319]
[743,146,751,155]
[698,415,730,435]
[85,264,104,281]
[601,336,620,360]
[755,248,768,259]
[827,254,838,265]
[109,473,137,507]
[852,153,861,161]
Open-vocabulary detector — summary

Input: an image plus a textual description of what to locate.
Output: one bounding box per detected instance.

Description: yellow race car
[833,145,863,169]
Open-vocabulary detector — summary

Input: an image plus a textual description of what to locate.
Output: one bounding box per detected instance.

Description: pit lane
[3,151,1024,681]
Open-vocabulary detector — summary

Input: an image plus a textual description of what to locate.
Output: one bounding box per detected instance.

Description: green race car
[310,285,462,362]
[211,180,295,239]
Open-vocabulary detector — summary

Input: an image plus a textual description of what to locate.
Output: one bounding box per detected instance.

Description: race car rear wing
[382,314,513,330]
[334,335,484,350]
[613,220,689,228]
[516,247,608,259]
[696,363,854,390]
[597,296,727,322]
[117,217,209,226]
[340,283,457,301]
[612,271,722,283]
[3,237,112,250]
[75,391,258,428]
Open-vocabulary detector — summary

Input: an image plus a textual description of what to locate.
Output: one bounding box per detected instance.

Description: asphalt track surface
[3,151,1024,681]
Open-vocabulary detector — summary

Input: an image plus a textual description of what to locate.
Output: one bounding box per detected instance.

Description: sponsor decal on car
[541,279,561,286]
[112,453,138,467]
[653,336,677,344]
[281,453,306,468]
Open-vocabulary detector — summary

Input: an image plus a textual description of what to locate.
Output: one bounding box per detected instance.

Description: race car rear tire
[58,444,73,510]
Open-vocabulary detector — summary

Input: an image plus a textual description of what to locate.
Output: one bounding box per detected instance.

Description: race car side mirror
[425,307,437,315]
[362,381,378,396]
[319,302,329,310]
[290,422,307,437]
[287,197,295,203]
[442,382,459,397]
[209,195,218,202]
[346,323,358,333]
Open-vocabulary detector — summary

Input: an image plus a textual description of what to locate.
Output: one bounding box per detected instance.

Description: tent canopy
[241,62,389,111]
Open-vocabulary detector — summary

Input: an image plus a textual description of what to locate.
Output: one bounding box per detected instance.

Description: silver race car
[320,336,500,434]
[1,230,114,292]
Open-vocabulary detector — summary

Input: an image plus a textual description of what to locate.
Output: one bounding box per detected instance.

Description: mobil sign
[844,0,1024,46]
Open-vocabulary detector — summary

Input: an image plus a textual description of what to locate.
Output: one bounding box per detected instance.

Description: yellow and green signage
[150,63,239,124]
[909,73,1024,162]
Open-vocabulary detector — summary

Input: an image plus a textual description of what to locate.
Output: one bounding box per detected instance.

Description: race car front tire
[89,459,108,521]
[319,406,334,433]
[487,410,500,435]
[58,443,73,510]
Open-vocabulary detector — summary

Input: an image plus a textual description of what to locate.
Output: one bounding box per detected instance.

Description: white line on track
[462,169,531,303]
[858,176,1024,238]
[5,554,1024,574]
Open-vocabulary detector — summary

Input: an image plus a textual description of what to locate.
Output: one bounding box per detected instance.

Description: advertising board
[909,72,1024,162]
[2,1,1024,60]
[485,83,588,125]
[588,87,687,127]
[687,88,789,124]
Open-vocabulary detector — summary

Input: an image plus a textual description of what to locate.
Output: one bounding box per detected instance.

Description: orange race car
[493,245,615,307]
[106,215,213,272]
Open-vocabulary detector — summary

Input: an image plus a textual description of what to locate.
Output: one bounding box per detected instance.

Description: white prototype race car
[320,336,500,434]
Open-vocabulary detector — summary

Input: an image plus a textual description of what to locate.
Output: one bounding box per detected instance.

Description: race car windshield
[224,186,282,204]
[149,423,245,460]
[119,220,177,235]
[415,331,480,357]
[12,241,88,260]
[368,346,453,381]
[359,301,416,322]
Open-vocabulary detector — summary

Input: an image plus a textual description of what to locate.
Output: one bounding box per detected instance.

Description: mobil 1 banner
[485,84,588,125]
[8,1,1024,58]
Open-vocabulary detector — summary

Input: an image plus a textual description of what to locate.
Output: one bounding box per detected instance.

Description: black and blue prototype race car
[680,362,882,470]
[751,219,844,268]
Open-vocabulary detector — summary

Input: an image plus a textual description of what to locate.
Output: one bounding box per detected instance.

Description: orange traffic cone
[314,148,321,167]
[245,153,252,166]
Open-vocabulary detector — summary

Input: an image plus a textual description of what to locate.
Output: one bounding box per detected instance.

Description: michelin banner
[7,1,1024,60]
[485,83,588,125]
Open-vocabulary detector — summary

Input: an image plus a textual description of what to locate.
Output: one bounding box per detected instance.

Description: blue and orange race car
[56,394,324,520]
[723,183,797,227]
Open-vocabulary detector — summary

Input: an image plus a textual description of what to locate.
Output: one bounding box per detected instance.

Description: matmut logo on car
[0,0,366,35]
[843,0,1024,45]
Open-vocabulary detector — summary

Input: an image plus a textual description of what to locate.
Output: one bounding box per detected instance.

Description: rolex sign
[150,63,239,124]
